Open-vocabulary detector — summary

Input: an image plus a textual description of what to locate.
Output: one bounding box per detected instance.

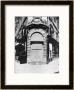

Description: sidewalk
[15,57,59,73]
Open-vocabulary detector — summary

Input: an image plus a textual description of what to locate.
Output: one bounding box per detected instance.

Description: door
[30,43,43,64]
[28,32,44,64]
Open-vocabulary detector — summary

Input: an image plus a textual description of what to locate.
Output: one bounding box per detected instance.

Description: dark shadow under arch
[25,24,49,33]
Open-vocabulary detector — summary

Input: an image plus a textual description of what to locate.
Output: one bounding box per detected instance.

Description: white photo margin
[5,5,69,85]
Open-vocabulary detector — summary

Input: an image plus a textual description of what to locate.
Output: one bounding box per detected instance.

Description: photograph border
[1,1,73,89]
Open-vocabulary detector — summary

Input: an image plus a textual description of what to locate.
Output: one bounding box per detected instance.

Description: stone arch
[31,32,44,41]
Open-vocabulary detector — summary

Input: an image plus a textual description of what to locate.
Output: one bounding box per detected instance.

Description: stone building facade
[15,16,59,64]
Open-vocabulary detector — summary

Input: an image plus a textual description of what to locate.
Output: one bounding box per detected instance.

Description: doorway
[29,32,44,64]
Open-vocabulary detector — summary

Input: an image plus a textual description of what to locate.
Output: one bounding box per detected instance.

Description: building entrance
[27,31,46,64]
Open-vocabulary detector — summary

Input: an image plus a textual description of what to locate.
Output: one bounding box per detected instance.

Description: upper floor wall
[15,16,59,43]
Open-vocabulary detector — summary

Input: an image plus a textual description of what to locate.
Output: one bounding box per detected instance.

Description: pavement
[15,57,59,74]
